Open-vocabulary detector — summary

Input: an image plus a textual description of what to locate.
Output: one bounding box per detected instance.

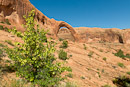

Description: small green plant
[127,72,130,75]
[9,79,27,87]
[118,63,125,68]
[80,76,85,79]
[66,73,73,78]
[59,38,64,41]
[102,69,104,73]
[0,49,3,59]
[0,21,4,24]
[4,27,10,32]
[60,40,68,49]
[69,54,72,57]
[58,49,68,60]
[114,49,125,58]
[0,48,5,59]
[5,19,11,25]
[99,49,103,52]
[0,43,5,47]
[83,44,87,50]
[1,79,34,87]
[0,26,10,32]
[88,51,93,57]
[97,68,100,71]
[65,82,78,87]
[102,84,111,87]
[126,54,130,58]
[5,40,14,46]
[6,10,71,87]
[113,76,130,87]
[97,72,101,78]
[0,25,4,30]
[58,81,78,87]
[103,57,107,61]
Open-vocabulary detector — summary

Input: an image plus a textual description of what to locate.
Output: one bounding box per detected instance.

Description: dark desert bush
[0,25,4,30]
[60,40,68,49]
[5,19,11,25]
[114,49,125,58]
[113,76,130,87]
[58,49,68,60]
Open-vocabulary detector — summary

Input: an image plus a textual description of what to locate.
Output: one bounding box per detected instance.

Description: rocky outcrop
[58,27,130,44]
[0,0,80,41]
[1,0,130,44]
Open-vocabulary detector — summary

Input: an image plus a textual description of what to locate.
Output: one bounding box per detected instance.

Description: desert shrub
[114,49,130,59]
[0,49,3,60]
[80,76,85,79]
[0,48,5,59]
[127,72,130,75]
[102,84,111,87]
[118,63,125,68]
[58,49,68,60]
[5,40,14,46]
[0,79,35,87]
[99,49,103,52]
[113,76,130,87]
[0,43,5,47]
[125,54,130,58]
[83,44,87,50]
[6,10,71,87]
[88,51,93,57]
[114,49,125,58]
[65,82,78,87]
[5,19,11,25]
[0,25,4,30]
[0,21,4,24]
[66,73,73,78]
[69,54,72,58]
[103,57,107,61]
[8,79,26,87]
[60,40,68,49]
[4,27,9,32]
[57,81,78,87]
[59,38,64,41]
[0,26,10,32]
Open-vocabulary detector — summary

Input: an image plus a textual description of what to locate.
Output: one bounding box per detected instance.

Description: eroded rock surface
[0,0,80,41]
[0,0,130,44]
[58,27,130,44]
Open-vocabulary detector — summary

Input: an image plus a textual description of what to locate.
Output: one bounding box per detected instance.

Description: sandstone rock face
[58,27,130,44]
[76,27,130,44]
[0,0,130,44]
[0,0,80,41]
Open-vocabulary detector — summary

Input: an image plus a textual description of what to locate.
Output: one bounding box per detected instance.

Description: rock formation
[1,0,130,44]
[58,27,130,44]
[0,0,80,41]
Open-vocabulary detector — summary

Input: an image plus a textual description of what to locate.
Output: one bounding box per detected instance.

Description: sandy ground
[0,30,130,87]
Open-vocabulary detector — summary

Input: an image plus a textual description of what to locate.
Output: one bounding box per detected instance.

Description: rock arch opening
[119,35,123,43]
[57,27,75,41]
[56,21,79,41]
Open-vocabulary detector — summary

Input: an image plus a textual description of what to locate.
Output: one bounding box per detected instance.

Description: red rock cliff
[0,0,80,41]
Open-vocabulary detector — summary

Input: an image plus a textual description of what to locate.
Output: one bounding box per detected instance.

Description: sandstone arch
[0,0,80,42]
[55,21,79,41]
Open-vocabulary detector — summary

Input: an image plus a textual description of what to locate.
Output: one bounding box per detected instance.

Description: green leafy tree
[6,10,71,87]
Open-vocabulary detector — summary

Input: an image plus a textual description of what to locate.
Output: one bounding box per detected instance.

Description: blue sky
[30,0,130,29]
